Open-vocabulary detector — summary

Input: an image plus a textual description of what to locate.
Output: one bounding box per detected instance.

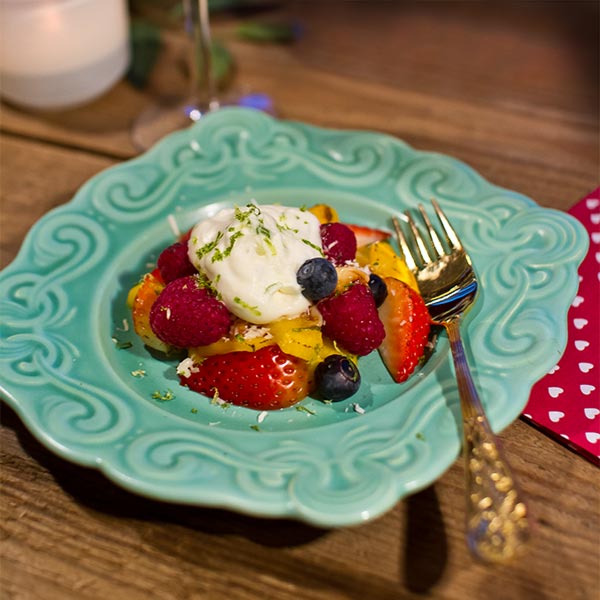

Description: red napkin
[522,188,600,467]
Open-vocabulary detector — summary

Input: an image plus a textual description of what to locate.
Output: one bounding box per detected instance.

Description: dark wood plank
[1,1,597,207]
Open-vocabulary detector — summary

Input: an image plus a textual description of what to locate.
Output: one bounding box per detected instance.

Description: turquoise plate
[0,108,587,527]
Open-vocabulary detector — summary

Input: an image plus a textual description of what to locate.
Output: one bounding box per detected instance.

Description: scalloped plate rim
[0,107,588,527]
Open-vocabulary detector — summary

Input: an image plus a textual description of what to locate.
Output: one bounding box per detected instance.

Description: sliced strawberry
[131,269,172,353]
[344,223,391,248]
[180,345,312,410]
[180,227,193,243]
[377,277,431,383]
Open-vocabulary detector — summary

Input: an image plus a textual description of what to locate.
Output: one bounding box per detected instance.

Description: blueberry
[314,355,361,401]
[296,258,338,302]
[368,273,388,307]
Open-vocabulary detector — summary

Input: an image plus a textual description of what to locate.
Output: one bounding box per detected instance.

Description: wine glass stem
[184,0,218,116]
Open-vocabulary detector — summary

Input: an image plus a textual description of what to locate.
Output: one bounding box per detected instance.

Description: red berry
[149,275,231,347]
[157,242,197,283]
[345,223,391,247]
[320,222,357,265]
[179,228,193,243]
[378,277,431,382]
[180,345,311,410]
[318,283,385,356]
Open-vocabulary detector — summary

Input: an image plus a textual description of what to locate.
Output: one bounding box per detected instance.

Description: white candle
[0,0,130,110]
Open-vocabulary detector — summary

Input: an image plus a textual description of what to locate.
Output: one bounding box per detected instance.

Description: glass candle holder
[0,0,130,110]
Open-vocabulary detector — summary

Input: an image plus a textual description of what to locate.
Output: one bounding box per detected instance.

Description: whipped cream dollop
[188,204,323,324]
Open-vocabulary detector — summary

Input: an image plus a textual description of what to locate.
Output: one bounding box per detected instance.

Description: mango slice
[131,270,172,353]
[308,204,339,224]
[356,241,419,291]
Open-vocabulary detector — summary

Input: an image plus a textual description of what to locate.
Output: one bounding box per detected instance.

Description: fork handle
[445,317,531,563]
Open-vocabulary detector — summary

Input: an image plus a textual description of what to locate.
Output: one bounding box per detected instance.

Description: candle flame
[41,1,63,33]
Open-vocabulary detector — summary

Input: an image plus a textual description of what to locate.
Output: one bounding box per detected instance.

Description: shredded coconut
[115,318,130,332]
[243,325,272,340]
[176,357,199,378]
[167,214,180,239]
[352,403,366,415]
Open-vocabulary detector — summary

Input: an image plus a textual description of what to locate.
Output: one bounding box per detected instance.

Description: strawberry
[131,269,172,353]
[344,223,391,248]
[180,227,193,243]
[180,345,311,410]
[377,277,431,382]
[318,283,385,356]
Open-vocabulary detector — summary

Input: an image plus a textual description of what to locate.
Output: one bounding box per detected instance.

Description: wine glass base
[131,96,205,152]
[131,93,276,152]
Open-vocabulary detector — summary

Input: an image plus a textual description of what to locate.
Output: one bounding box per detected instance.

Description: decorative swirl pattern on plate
[92,111,403,226]
[37,367,135,445]
[1,214,107,379]
[120,377,459,525]
[0,212,134,449]
[0,108,588,526]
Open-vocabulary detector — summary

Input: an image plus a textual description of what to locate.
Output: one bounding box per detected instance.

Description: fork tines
[392,199,463,269]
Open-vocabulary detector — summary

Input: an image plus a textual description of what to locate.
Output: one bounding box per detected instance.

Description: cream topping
[188,204,322,323]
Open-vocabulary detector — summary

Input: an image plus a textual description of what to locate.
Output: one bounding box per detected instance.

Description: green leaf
[236,21,298,44]
[127,19,163,89]
[211,41,235,88]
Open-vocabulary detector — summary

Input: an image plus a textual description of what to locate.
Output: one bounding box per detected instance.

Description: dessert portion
[128,203,431,410]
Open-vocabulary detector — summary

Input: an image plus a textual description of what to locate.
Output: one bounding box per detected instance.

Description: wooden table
[1,2,598,598]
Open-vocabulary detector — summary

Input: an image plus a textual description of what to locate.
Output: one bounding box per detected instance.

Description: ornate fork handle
[445,317,531,563]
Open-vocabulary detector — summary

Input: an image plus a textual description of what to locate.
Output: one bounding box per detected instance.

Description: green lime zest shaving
[152,389,175,402]
[302,238,323,255]
[196,230,224,260]
[234,297,261,317]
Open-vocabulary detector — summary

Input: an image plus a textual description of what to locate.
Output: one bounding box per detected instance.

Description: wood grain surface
[1,2,598,599]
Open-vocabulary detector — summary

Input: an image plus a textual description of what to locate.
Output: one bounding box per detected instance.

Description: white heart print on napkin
[584,408,600,419]
[523,188,600,466]
[549,411,565,423]
[548,386,564,398]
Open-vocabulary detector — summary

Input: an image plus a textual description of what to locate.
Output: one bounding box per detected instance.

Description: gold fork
[393,199,531,564]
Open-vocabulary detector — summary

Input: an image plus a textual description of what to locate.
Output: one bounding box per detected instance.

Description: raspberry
[157,242,197,283]
[317,283,385,356]
[149,275,231,347]
[320,222,357,265]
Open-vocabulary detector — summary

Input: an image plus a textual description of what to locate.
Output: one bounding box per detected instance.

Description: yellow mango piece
[190,326,274,359]
[189,313,357,381]
[268,314,323,362]
[308,204,339,224]
[131,271,171,353]
[356,241,419,291]
[315,338,356,364]
[127,282,142,309]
